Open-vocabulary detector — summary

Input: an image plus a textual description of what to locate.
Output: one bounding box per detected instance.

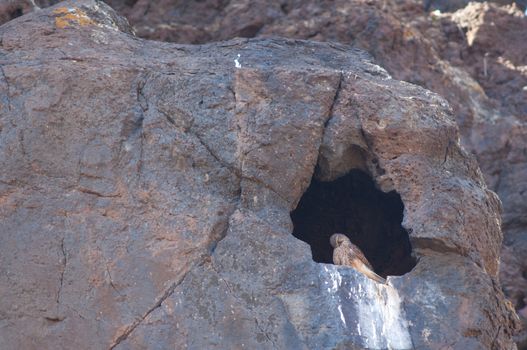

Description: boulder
[0,1,519,349]
[82,0,527,343]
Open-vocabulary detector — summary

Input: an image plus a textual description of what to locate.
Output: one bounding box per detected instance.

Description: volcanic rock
[84,0,527,343]
[0,1,520,349]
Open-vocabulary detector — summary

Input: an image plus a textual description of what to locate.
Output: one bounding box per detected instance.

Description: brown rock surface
[0,1,520,349]
[75,0,527,343]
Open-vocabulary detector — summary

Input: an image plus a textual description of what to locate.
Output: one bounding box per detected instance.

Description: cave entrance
[291,169,416,277]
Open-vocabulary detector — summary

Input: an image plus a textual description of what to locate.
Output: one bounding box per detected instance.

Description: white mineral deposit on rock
[322,265,412,349]
[324,265,342,293]
[380,285,413,349]
[337,304,346,326]
[234,54,241,68]
[358,281,412,349]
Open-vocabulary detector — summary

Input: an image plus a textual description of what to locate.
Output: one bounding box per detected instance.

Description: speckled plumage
[330,233,386,284]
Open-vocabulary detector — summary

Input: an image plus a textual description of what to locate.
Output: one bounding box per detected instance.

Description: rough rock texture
[502,236,527,348]
[432,5,527,343]
[424,0,527,12]
[77,0,527,344]
[0,1,520,349]
[0,0,36,24]
[0,0,69,25]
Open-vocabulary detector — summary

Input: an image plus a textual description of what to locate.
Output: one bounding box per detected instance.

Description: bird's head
[330,233,350,248]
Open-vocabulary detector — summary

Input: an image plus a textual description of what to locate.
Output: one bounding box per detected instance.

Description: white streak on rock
[234,54,242,68]
[320,265,413,349]
[355,281,413,349]
[337,304,346,326]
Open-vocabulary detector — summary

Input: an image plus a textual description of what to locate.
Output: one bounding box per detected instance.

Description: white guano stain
[337,304,346,326]
[322,265,413,349]
[234,54,242,68]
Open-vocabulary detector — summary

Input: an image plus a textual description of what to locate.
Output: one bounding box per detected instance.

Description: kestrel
[330,233,386,284]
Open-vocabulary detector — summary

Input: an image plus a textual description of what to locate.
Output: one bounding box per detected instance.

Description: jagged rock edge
[45,237,68,323]
[0,64,12,112]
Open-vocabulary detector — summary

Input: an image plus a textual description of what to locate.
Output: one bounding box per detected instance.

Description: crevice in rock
[357,125,387,178]
[131,115,144,138]
[19,130,27,158]
[58,56,87,62]
[133,78,148,180]
[442,139,453,165]
[323,72,343,129]
[137,127,145,180]
[227,85,236,100]
[109,198,240,349]
[358,127,373,158]
[203,197,278,349]
[255,317,278,350]
[136,78,149,113]
[77,187,121,198]
[105,263,123,296]
[109,74,246,348]
[109,266,193,349]
[206,203,238,254]
[158,100,241,180]
[0,65,12,111]
[44,315,66,322]
[191,130,241,178]
[55,237,67,314]
[160,109,176,126]
[78,172,105,180]
[291,169,416,277]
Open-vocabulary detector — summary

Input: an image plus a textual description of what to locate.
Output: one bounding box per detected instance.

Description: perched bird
[330,233,386,284]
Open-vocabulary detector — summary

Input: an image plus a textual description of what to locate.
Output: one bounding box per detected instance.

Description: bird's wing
[349,244,374,270]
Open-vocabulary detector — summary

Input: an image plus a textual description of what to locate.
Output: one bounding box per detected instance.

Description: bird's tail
[363,268,387,284]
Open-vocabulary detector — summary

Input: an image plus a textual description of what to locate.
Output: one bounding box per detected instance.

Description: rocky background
[0,0,525,348]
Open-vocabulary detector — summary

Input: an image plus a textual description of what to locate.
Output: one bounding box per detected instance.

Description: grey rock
[424,0,526,12]
[0,1,519,349]
[93,0,527,342]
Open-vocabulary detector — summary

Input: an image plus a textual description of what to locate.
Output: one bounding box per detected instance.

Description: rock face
[424,0,527,12]
[84,0,527,344]
[0,1,519,349]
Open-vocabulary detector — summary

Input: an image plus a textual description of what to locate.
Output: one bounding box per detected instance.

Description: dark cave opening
[9,7,23,20]
[291,169,416,277]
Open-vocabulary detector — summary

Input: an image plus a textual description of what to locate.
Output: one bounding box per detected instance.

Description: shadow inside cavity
[291,169,416,277]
